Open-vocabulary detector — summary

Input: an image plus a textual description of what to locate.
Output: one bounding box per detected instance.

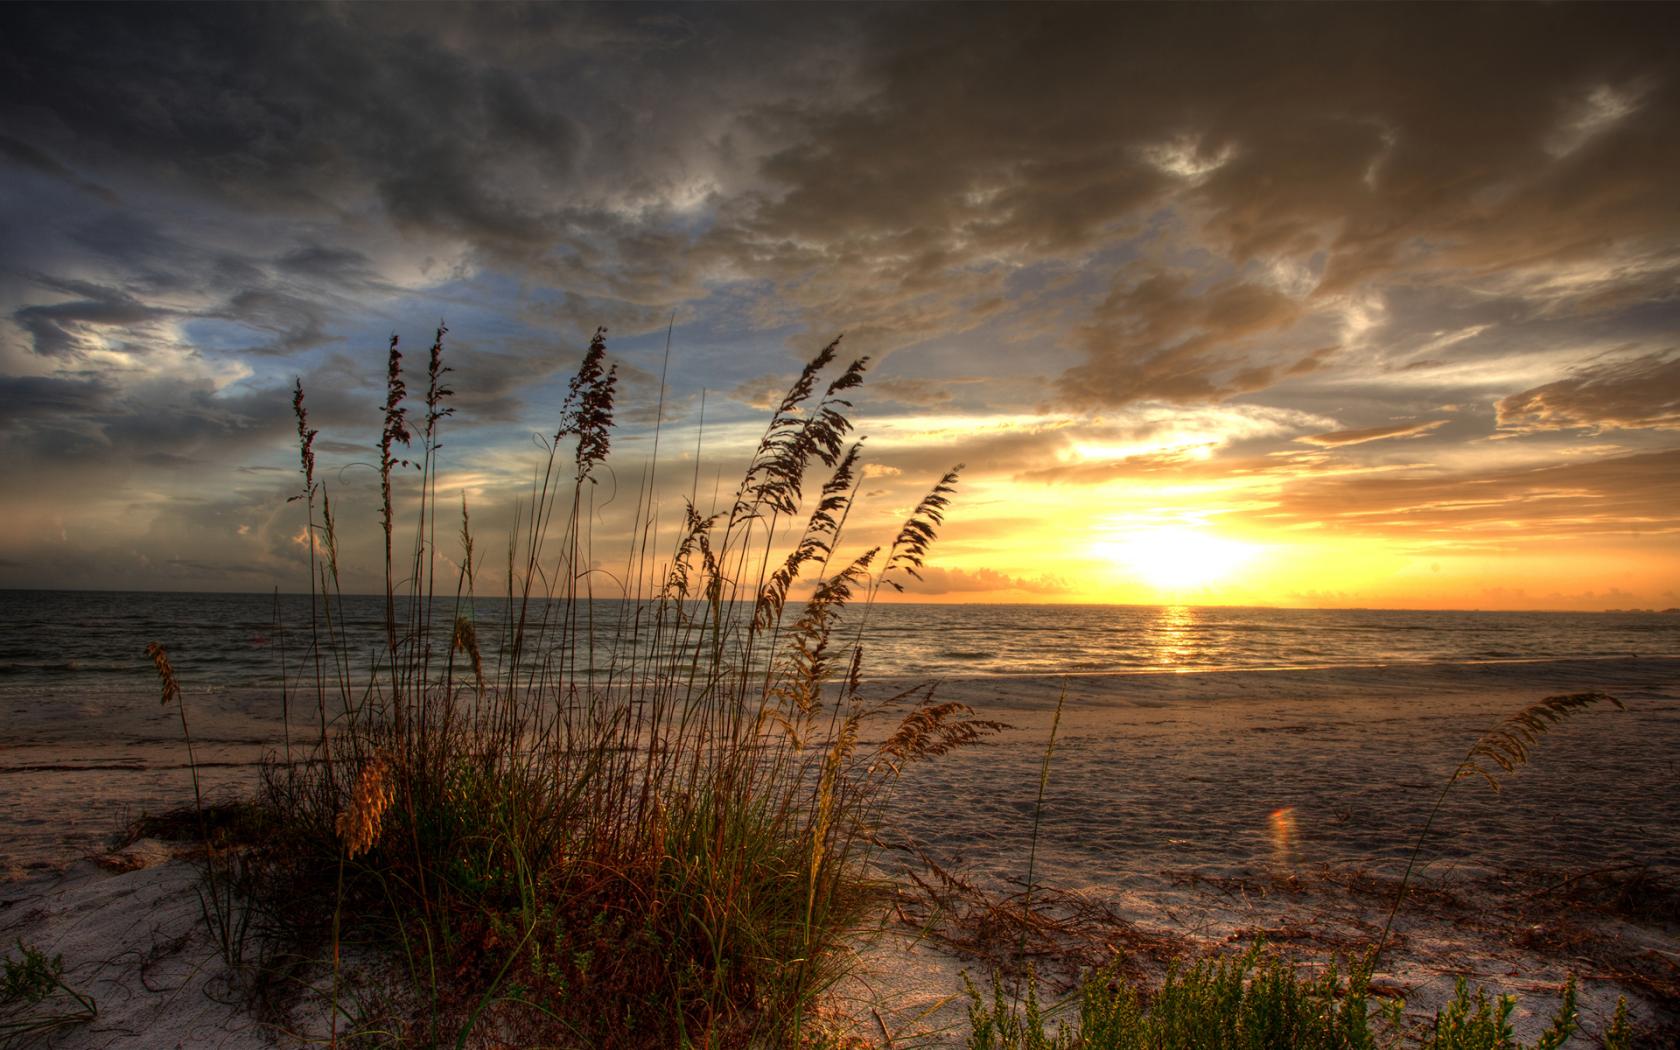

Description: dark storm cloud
[6,3,1676,380]
[275,245,380,283]
[0,364,356,488]
[0,3,843,296]
[2,3,1677,595]
[721,4,1680,398]
[0,373,113,423]
[0,5,582,222]
[12,280,174,357]
[0,133,117,203]
[1496,352,1680,433]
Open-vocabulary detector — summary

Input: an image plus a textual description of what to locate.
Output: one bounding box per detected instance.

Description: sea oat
[290,379,317,501]
[336,751,395,858]
[877,696,1008,772]
[883,465,962,590]
[555,326,617,484]
[145,642,181,708]
[1458,690,1624,790]
[452,615,485,694]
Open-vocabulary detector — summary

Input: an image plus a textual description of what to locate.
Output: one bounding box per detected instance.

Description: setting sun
[1094,528,1257,593]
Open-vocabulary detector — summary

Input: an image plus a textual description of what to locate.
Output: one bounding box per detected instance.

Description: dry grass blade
[145,642,181,708]
[883,465,962,590]
[424,322,454,431]
[731,337,868,525]
[555,325,617,482]
[889,838,1181,985]
[1458,690,1625,790]
[450,615,484,694]
[774,548,878,715]
[1371,688,1625,969]
[288,379,317,502]
[661,501,717,603]
[876,696,1009,772]
[753,443,863,631]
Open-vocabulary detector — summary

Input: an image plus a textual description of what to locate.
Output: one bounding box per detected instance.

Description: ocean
[3,589,1677,876]
[3,589,1676,688]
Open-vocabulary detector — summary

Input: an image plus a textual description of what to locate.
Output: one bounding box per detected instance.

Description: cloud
[1059,274,1305,407]
[0,373,115,424]
[13,280,174,357]
[1264,448,1680,539]
[728,374,790,410]
[1496,352,1680,433]
[2,4,1677,598]
[896,565,1069,597]
[0,133,117,203]
[867,376,957,409]
[6,4,1677,383]
[1299,419,1447,447]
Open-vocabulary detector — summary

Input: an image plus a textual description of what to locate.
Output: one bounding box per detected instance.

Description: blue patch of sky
[180,317,273,357]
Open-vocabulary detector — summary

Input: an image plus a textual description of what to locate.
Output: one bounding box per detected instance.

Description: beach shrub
[151,327,998,1047]
[964,952,1602,1050]
[965,945,1379,1050]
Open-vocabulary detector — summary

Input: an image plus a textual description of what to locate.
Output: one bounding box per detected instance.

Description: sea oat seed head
[336,751,395,858]
[146,642,181,708]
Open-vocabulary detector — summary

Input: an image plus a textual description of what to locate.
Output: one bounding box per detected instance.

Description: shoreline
[2,656,1676,1044]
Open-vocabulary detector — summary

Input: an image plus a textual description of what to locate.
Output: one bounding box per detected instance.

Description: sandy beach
[854,656,1680,1045]
[4,656,1675,1046]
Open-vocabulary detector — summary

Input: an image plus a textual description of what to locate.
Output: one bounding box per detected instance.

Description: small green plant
[1601,995,1633,1050]
[964,952,1610,1050]
[0,940,97,1047]
[1419,975,1577,1050]
[965,945,1378,1050]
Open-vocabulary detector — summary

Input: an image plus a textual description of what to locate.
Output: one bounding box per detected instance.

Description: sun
[1094,527,1256,593]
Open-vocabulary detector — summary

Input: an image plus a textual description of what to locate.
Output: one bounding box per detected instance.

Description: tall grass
[175,327,1001,1047]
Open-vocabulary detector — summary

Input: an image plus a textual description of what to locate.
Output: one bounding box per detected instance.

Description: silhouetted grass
[148,326,1000,1047]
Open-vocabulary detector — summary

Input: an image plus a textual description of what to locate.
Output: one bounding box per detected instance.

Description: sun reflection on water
[1147,604,1200,670]
[1269,805,1298,867]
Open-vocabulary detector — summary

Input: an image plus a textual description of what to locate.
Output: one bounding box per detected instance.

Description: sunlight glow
[1093,528,1257,592]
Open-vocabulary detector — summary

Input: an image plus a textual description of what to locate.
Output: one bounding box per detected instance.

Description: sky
[1,3,1677,609]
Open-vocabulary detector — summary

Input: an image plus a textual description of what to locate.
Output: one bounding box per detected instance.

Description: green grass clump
[148,326,999,1047]
[964,947,1611,1050]
[1,939,97,1047]
[965,946,1378,1050]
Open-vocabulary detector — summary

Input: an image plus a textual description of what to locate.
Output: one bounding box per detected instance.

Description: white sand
[0,845,270,1048]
